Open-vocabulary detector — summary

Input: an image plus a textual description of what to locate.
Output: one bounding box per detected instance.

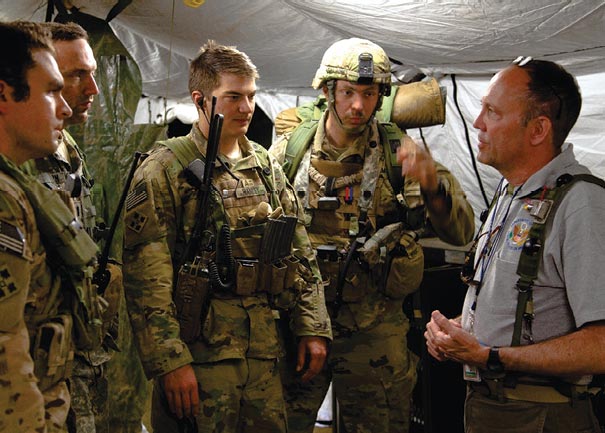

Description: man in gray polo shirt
[422,58,605,432]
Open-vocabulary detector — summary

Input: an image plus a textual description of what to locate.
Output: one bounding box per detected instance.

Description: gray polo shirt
[461,143,605,359]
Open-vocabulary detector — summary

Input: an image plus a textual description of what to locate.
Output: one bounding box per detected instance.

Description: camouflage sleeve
[268,153,332,340]
[0,187,46,431]
[427,161,475,246]
[267,134,290,166]
[122,155,193,379]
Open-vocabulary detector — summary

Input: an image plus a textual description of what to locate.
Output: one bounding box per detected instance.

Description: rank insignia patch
[0,221,25,258]
[0,268,18,300]
[126,182,148,211]
[127,211,148,233]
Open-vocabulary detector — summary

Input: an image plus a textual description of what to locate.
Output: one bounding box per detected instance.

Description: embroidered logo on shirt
[506,217,532,250]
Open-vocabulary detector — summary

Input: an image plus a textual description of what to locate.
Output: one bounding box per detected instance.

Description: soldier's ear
[192,90,204,112]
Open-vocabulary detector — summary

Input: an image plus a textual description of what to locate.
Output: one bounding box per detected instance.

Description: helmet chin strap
[326,80,384,136]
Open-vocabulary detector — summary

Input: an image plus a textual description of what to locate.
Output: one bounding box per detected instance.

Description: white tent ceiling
[3,0,604,99]
[2,0,604,222]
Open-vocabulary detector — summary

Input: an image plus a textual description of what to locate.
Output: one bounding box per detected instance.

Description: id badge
[463,363,481,382]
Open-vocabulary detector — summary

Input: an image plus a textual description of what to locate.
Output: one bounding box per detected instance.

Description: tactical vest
[23,132,98,240]
[0,156,104,351]
[282,117,425,304]
[159,136,297,303]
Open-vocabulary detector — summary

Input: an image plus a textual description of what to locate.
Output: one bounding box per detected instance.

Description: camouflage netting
[57,10,165,433]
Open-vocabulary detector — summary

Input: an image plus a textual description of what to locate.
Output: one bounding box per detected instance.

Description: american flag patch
[0,221,25,258]
[126,182,148,211]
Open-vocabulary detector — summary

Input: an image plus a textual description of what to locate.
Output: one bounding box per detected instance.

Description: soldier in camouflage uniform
[123,40,332,433]
[269,38,475,433]
[21,22,122,433]
[0,21,76,432]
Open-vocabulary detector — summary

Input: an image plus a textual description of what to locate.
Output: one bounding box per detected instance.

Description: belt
[468,379,589,404]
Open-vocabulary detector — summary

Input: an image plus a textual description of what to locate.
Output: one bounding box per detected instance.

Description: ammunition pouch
[66,266,105,351]
[230,215,299,296]
[32,314,75,392]
[316,245,371,303]
[382,233,424,299]
[174,258,210,344]
[234,257,296,296]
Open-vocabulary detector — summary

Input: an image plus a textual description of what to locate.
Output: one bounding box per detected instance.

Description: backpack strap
[377,122,404,193]
[512,173,605,346]
[159,136,201,169]
[283,120,319,182]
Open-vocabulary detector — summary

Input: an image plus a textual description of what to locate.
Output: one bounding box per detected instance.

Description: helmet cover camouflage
[312,38,391,89]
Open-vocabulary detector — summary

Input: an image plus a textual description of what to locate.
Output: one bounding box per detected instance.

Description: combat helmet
[312,37,392,96]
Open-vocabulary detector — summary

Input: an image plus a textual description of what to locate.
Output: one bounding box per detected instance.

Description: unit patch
[127,211,148,233]
[126,182,148,211]
[506,217,532,250]
[0,220,25,258]
[0,268,18,300]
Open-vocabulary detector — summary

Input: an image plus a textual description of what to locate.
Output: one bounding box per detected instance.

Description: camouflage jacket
[123,123,331,379]
[0,156,56,431]
[21,130,112,366]
[270,115,475,330]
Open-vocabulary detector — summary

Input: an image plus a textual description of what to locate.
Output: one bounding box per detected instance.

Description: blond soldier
[123,40,331,433]
[0,21,73,432]
[270,38,475,433]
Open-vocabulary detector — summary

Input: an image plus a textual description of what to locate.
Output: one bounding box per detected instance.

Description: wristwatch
[486,347,504,374]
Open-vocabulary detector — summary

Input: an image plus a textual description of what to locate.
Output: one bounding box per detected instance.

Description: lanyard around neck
[471,180,523,309]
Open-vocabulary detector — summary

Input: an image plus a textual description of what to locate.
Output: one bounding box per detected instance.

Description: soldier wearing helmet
[312,38,392,134]
[270,38,474,433]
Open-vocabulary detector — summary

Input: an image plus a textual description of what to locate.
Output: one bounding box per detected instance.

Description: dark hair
[514,59,582,148]
[0,21,53,102]
[188,39,259,96]
[43,21,89,42]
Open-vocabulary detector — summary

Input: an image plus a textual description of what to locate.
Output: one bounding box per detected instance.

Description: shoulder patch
[126,181,149,211]
[126,211,148,234]
[0,220,26,258]
[0,268,18,300]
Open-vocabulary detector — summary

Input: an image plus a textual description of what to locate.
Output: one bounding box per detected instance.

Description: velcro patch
[127,211,148,233]
[0,268,18,300]
[126,182,148,211]
[0,220,25,258]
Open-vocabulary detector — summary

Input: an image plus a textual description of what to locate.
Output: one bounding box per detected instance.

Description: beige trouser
[465,386,601,433]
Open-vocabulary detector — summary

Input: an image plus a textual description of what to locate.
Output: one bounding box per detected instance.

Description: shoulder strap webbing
[283,120,318,182]
[251,143,281,210]
[159,136,201,169]
[512,173,605,346]
[377,122,404,193]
